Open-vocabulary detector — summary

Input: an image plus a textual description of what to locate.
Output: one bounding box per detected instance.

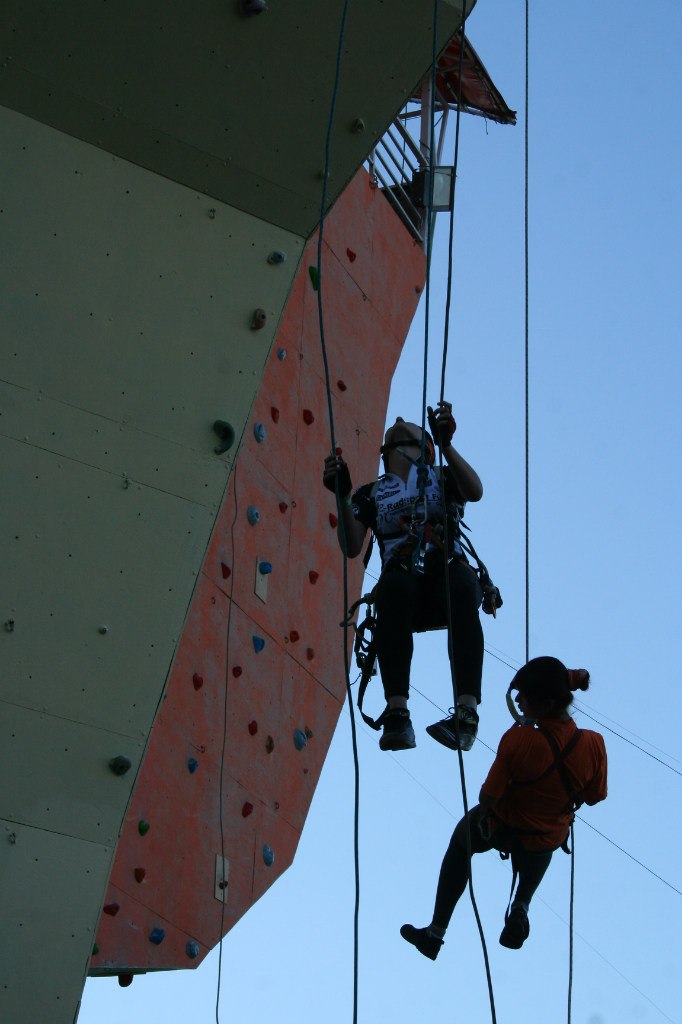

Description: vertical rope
[524,0,530,666]
[313,5,360,1023]
[568,824,576,1023]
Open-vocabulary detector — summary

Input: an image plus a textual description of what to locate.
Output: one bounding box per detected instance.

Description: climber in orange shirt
[401,656,607,958]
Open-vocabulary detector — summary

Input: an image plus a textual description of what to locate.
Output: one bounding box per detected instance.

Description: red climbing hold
[329,513,338,528]
[103,903,120,917]
[279,501,288,513]
[289,630,300,643]
[221,562,231,579]
[302,409,314,425]
[232,666,243,678]
[335,447,343,455]
[308,570,319,584]
[346,249,357,263]
[192,673,204,691]
[270,406,280,423]
[134,868,146,884]
[265,736,275,753]
[242,802,254,818]
[306,647,315,661]
[337,379,347,391]
[248,720,258,735]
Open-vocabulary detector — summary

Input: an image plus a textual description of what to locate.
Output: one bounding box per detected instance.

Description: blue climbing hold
[186,941,200,959]
[149,928,165,945]
[247,506,260,526]
[259,561,272,575]
[262,844,275,867]
[252,635,265,653]
[277,348,286,361]
[188,758,199,774]
[253,422,266,444]
[293,728,308,751]
[267,250,286,265]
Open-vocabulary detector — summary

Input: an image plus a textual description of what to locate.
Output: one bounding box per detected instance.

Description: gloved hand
[323,453,353,499]
[427,401,457,448]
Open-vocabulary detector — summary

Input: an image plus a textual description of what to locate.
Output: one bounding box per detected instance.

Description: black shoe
[379,709,416,751]
[426,705,479,751]
[400,924,443,961]
[499,906,530,949]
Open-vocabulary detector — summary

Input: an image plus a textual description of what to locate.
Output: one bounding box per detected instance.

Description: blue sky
[80,3,681,1021]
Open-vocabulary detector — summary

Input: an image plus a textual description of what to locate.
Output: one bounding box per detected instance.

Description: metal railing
[367,114,428,246]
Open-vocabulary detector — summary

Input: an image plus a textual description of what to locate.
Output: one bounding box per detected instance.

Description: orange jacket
[481,718,607,851]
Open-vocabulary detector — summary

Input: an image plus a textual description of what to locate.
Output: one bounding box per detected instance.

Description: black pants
[432,806,554,930]
[374,555,483,703]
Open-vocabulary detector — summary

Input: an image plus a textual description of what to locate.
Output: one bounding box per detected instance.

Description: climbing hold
[233,666,243,678]
[335,446,343,455]
[278,501,288,513]
[262,844,275,867]
[188,758,199,774]
[138,820,150,836]
[108,755,132,776]
[337,379,348,391]
[293,729,307,751]
[118,973,133,988]
[218,880,228,890]
[92,944,99,956]
[270,406,280,423]
[240,0,267,14]
[277,347,286,361]
[305,727,314,739]
[4,619,15,632]
[308,570,319,584]
[134,868,146,883]
[248,720,258,735]
[267,250,286,264]
[351,118,365,134]
[221,562,231,579]
[98,625,109,635]
[308,266,319,291]
[289,630,300,643]
[259,561,273,576]
[251,308,267,330]
[265,736,274,753]
[345,249,357,263]
[247,506,260,526]
[329,513,338,528]
[192,673,204,691]
[306,647,315,661]
[302,409,315,425]
[186,941,200,959]
[149,928,165,945]
[213,420,235,455]
[103,903,120,917]
[242,801,254,817]
[252,635,265,653]
[254,422,266,443]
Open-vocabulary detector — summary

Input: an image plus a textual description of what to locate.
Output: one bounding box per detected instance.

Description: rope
[524,0,530,667]
[568,823,575,1024]
[215,463,240,1024]
[431,9,497,1021]
[314,4,361,1022]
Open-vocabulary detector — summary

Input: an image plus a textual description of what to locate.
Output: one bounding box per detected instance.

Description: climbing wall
[90,169,427,974]
[0,106,303,1021]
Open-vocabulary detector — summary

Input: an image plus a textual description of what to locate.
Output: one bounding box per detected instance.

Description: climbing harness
[492,724,585,920]
[343,466,501,730]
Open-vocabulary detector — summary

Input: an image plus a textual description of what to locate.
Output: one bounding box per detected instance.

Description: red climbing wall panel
[90,169,425,974]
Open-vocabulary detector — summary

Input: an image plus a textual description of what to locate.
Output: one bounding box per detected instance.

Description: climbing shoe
[499,906,530,949]
[379,708,416,751]
[400,924,443,961]
[426,705,479,752]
